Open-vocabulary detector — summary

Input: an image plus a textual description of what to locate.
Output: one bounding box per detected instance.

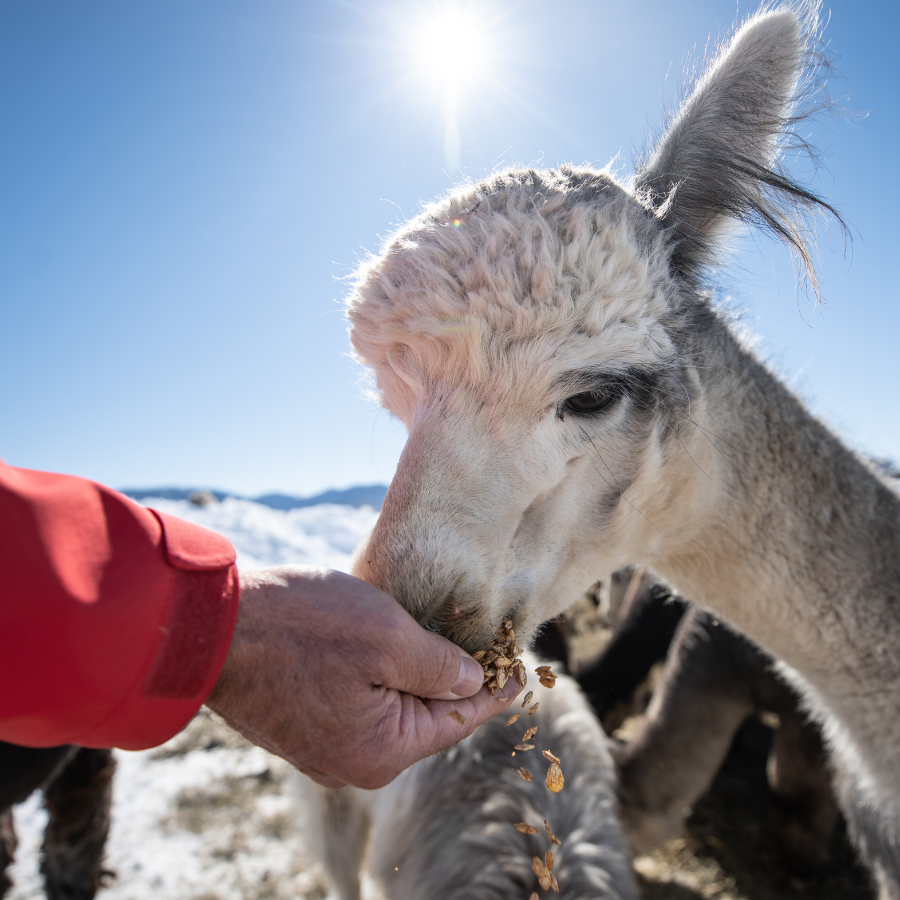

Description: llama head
[347,6,833,651]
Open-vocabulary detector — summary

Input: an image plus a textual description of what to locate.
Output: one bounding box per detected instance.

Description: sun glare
[402,2,504,171]
[410,4,493,99]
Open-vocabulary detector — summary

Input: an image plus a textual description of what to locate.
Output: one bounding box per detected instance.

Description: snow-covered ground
[7,498,381,900]
[143,497,380,572]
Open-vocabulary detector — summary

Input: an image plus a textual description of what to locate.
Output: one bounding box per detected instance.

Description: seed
[514,743,535,751]
[543,819,561,845]
[542,750,560,764]
[528,702,540,716]
[549,872,559,893]
[515,661,527,685]
[516,767,534,783]
[506,714,520,727]
[532,856,552,891]
[447,710,466,725]
[545,849,554,872]
[539,675,557,689]
[476,619,524,696]
[521,691,533,708]
[535,666,553,676]
[522,726,537,741]
[514,823,539,835]
[547,763,564,793]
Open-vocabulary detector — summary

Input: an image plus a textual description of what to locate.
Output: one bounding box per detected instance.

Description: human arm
[0,460,240,749]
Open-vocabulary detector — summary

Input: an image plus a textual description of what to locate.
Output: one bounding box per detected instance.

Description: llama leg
[321,789,369,900]
[0,810,17,898]
[765,704,838,871]
[613,608,758,854]
[0,742,77,811]
[41,748,115,900]
[294,778,370,900]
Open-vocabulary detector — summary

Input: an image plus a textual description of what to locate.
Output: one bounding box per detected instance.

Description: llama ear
[636,7,829,279]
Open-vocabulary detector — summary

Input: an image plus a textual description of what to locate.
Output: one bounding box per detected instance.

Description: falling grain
[543,819,561,845]
[532,856,552,891]
[506,713,520,727]
[522,726,537,741]
[514,823,540,835]
[521,691,533,708]
[535,665,557,689]
[516,767,534,784]
[528,702,540,716]
[547,763,564,793]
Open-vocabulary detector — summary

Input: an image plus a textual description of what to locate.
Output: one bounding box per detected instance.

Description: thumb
[385,624,485,700]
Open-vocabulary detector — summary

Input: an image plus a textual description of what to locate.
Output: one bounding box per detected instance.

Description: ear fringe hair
[636,0,849,299]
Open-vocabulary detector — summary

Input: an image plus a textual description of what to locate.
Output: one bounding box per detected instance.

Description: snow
[6,498,381,900]
[142,497,380,572]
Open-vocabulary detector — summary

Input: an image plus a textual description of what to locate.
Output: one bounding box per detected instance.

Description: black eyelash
[561,384,625,416]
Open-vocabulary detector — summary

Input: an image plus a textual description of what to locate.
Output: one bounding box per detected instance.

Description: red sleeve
[0,461,241,751]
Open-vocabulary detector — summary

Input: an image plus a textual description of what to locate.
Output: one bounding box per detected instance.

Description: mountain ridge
[120,484,388,511]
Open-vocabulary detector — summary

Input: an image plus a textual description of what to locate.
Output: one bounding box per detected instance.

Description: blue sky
[1,0,897,497]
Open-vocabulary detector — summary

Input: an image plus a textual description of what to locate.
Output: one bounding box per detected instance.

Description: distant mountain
[120,487,234,503]
[121,483,389,511]
[254,485,389,510]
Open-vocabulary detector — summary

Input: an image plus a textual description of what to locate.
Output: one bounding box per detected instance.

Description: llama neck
[650,315,900,784]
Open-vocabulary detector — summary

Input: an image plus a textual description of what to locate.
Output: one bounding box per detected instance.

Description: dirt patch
[150,711,250,761]
[169,767,285,835]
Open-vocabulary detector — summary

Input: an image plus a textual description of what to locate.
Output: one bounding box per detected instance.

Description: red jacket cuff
[0,463,241,751]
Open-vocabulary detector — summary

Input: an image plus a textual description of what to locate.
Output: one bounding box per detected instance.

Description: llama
[345,4,900,897]
[578,574,837,869]
[0,742,115,899]
[296,655,638,900]
[612,603,838,869]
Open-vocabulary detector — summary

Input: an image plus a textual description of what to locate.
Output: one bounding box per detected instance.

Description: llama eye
[563,388,621,415]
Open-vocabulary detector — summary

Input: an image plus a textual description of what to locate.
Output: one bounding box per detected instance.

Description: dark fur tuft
[635,1,847,296]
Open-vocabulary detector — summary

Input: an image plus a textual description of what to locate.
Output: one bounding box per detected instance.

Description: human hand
[205,565,523,789]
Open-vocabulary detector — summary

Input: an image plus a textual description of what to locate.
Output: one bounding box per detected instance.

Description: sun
[409,3,494,101]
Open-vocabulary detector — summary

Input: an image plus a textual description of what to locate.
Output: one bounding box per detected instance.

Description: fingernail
[451,654,485,697]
